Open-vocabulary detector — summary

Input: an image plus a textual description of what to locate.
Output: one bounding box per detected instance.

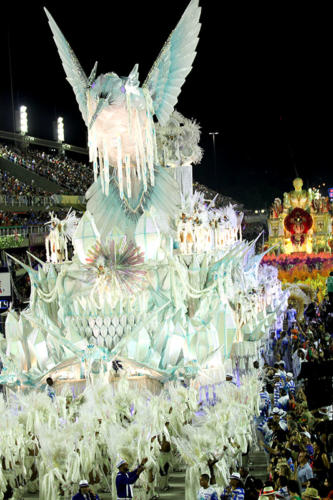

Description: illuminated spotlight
[57,117,64,142]
[261,209,265,213]
[20,105,28,135]
[255,210,259,214]
[323,183,326,186]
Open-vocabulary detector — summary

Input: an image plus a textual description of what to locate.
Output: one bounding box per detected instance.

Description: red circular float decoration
[284,208,313,246]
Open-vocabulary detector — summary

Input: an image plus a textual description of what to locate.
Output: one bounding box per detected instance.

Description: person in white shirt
[292,348,307,378]
[198,473,218,500]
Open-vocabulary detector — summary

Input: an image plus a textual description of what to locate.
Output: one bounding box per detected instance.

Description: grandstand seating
[0,142,93,195]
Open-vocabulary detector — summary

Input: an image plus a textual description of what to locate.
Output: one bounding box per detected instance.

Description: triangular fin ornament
[88,61,98,86]
[127,63,140,86]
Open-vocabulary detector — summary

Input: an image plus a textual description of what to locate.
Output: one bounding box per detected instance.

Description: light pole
[209,131,219,185]
[19,106,28,135]
[57,117,64,143]
[56,116,65,155]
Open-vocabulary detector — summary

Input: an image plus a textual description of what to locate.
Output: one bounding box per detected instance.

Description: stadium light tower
[19,105,28,135]
[57,117,64,142]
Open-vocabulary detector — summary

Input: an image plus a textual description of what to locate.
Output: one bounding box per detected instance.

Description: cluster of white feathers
[0,375,260,500]
[45,208,80,241]
[156,110,203,167]
[180,190,241,229]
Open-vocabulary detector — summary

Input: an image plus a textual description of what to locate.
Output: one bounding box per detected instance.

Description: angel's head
[86,64,145,134]
[48,212,60,228]
[89,73,127,106]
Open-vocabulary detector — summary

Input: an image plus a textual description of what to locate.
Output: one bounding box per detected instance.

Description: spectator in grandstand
[256,290,333,496]
[301,488,320,500]
[0,209,75,228]
[221,473,245,500]
[0,170,51,203]
[1,142,93,195]
[296,451,313,491]
[275,475,290,500]
[312,441,330,482]
[287,480,301,500]
[0,211,49,227]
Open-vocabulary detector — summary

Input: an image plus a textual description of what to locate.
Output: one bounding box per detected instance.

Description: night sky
[0,1,331,209]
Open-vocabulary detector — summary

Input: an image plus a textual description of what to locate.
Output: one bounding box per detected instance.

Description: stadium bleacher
[0,141,86,264]
[0,142,93,195]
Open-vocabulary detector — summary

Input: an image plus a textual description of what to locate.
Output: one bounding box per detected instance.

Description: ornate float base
[52,375,163,397]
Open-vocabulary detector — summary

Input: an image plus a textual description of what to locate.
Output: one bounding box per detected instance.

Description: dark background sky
[0,0,331,209]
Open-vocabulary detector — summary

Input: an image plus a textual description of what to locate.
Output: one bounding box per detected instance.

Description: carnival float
[265,178,333,302]
[0,0,289,394]
[0,1,293,499]
[267,177,332,254]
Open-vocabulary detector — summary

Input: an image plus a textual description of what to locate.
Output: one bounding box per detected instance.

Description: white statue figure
[237,212,244,241]
[215,219,223,249]
[185,218,195,254]
[45,210,79,263]
[177,214,187,254]
[193,211,209,254]
[176,216,194,255]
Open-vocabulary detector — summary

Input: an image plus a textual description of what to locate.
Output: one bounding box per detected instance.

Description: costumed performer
[116,457,148,499]
[45,377,56,401]
[198,473,219,500]
[266,332,276,367]
[286,304,297,331]
[158,433,172,492]
[197,458,219,500]
[225,373,237,386]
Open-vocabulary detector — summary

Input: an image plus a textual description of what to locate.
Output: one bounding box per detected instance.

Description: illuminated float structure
[0,0,289,393]
[264,178,333,305]
[267,177,332,254]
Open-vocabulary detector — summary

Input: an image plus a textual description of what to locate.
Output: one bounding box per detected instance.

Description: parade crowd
[0,210,51,227]
[250,296,333,500]
[0,143,93,195]
[197,289,333,500]
[0,170,51,203]
[0,209,74,228]
[0,374,260,500]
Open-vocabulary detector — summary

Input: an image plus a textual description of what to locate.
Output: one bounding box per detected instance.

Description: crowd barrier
[50,194,85,206]
[0,194,50,207]
[0,225,47,237]
[0,194,86,209]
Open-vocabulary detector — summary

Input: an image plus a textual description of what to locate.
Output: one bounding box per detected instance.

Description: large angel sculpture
[45,0,201,238]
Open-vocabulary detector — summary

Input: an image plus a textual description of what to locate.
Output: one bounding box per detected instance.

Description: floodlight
[20,105,28,135]
[57,116,64,142]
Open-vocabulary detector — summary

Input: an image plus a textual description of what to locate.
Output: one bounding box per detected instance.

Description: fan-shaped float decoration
[85,236,147,296]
